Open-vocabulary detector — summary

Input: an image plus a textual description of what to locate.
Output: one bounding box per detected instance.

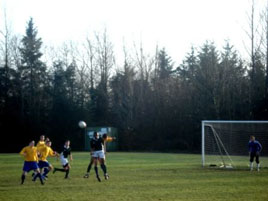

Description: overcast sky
[0,0,266,65]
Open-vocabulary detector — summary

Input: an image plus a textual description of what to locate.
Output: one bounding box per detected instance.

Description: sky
[0,0,266,66]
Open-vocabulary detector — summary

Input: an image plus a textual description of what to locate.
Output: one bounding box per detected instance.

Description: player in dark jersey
[248,136,262,171]
[53,140,73,178]
[90,132,109,182]
[84,133,115,178]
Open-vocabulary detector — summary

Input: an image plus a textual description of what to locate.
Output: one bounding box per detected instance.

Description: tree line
[1,6,268,152]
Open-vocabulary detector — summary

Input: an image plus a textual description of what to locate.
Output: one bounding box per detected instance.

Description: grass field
[0,152,268,201]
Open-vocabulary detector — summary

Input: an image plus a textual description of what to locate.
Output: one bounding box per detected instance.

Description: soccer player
[33,140,58,181]
[19,140,44,185]
[36,135,46,149]
[53,140,72,179]
[90,132,110,182]
[102,133,116,153]
[248,135,262,171]
[83,133,116,179]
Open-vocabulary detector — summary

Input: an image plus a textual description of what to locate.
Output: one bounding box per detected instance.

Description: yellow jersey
[105,136,114,142]
[19,146,39,162]
[103,136,114,153]
[36,140,45,149]
[38,145,55,161]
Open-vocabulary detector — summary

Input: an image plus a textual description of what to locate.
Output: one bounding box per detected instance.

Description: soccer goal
[202,120,268,169]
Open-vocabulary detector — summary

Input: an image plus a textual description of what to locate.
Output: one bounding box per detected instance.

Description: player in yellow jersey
[103,134,115,153]
[83,133,116,179]
[36,135,45,148]
[33,140,58,181]
[19,141,44,185]
[31,136,48,177]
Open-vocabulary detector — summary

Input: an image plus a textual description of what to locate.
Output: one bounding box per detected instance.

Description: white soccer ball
[78,121,87,128]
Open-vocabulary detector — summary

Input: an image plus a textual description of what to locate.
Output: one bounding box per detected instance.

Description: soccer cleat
[104,173,109,180]
[96,175,101,182]
[83,173,89,178]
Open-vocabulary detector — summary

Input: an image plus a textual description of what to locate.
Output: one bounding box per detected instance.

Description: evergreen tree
[219,42,249,119]
[156,48,174,79]
[250,52,266,118]
[18,17,47,134]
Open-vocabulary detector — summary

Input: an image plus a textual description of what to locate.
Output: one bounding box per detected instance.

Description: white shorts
[92,150,105,159]
[60,155,68,166]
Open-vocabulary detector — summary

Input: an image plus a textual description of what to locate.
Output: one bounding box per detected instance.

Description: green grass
[205,154,268,169]
[0,152,268,201]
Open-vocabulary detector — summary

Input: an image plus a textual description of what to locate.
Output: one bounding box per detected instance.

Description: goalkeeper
[248,135,262,171]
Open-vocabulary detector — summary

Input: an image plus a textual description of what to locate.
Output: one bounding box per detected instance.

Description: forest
[1,4,268,152]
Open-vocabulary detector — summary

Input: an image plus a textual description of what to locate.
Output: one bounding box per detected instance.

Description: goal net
[202,121,268,169]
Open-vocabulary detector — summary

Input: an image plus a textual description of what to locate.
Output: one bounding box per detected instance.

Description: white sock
[257,163,260,170]
[250,162,253,170]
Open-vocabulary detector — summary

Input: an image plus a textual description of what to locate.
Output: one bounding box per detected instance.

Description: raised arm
[19,147,27,157]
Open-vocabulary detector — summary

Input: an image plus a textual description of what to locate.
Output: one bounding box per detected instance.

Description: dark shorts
[38,161,50,169]
[250,152,260,163]
[23,161,39,172]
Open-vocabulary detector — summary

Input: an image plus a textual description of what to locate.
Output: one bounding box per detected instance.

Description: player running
[83,133,116,179]
[53,140,72,179]
[33,140,58,181]
[248,135,262,171]
[19,141,44,185]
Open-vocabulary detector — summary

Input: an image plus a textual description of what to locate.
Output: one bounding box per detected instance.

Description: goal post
[202,120,268,168]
